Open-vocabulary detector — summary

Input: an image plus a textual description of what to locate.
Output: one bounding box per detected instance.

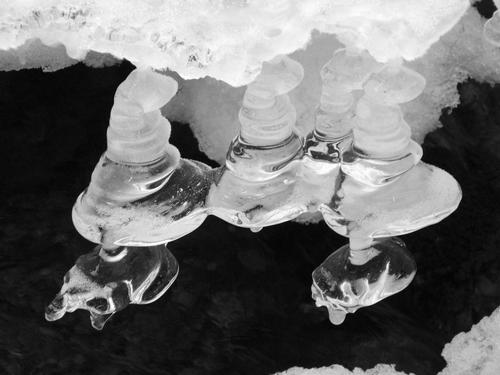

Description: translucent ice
[106,68,180,165]
[48,52,462,329]
[315,48,381,139]
[320,62,461,240]
[207,56,308,229]
[353,62,425,159]
[311,237,416,325]
[49,68,215,329]
[73,158,214,246]
[72,68,213,247]
[310,60,461,324]
[45,245,179,330]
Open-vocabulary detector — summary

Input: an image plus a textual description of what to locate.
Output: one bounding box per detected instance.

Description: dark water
[0,62,499,375]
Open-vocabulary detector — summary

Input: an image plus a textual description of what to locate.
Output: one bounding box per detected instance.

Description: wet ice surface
[0,64,500,374]
[45,245,179,330]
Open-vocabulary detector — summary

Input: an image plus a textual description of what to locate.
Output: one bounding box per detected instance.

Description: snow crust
[275,306,500,375]
[3,1,494,165]
[0,0,468,86]
[440,306,500,375]
[275,364,411,375]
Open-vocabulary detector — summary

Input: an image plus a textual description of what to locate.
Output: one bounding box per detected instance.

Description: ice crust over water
[0,0,468,85]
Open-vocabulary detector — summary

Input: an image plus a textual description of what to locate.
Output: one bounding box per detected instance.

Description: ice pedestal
[208,55,309,228]
[315,48,381,140]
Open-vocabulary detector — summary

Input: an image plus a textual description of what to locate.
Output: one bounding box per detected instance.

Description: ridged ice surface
[208,56,308,228]
[106,68,179,164]
[0,0,469,85]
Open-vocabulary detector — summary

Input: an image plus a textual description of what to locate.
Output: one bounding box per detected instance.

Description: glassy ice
[207,56,309,229]
[46,54,462,329]
[312,237,416,325]
[312,55,461,324]
[45,245,179,330]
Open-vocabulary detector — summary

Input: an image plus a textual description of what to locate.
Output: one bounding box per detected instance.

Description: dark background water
[0,55,499,375]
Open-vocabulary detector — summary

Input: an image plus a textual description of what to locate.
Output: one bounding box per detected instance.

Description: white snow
[0,0,469,85]
[3,1,496,165]
[273,305,500,375]
[275,364,411,375]
[163,6,500,163]
[440,306,500,375]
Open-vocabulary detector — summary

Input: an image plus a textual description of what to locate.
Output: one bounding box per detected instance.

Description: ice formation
[163,5,500,164]
[0,0,469,85]
[46,54,461,328]
[1,1,498,165]
[274,305,500,375]
[45,245,179,330]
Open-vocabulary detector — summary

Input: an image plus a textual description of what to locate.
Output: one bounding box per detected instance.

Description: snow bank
[273,306,500,375]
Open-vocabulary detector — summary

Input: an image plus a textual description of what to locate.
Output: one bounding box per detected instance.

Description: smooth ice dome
[0,0,469,86]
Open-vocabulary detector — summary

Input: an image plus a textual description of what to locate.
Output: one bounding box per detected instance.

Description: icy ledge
[0,0,468,86]
[274,306,500,375]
